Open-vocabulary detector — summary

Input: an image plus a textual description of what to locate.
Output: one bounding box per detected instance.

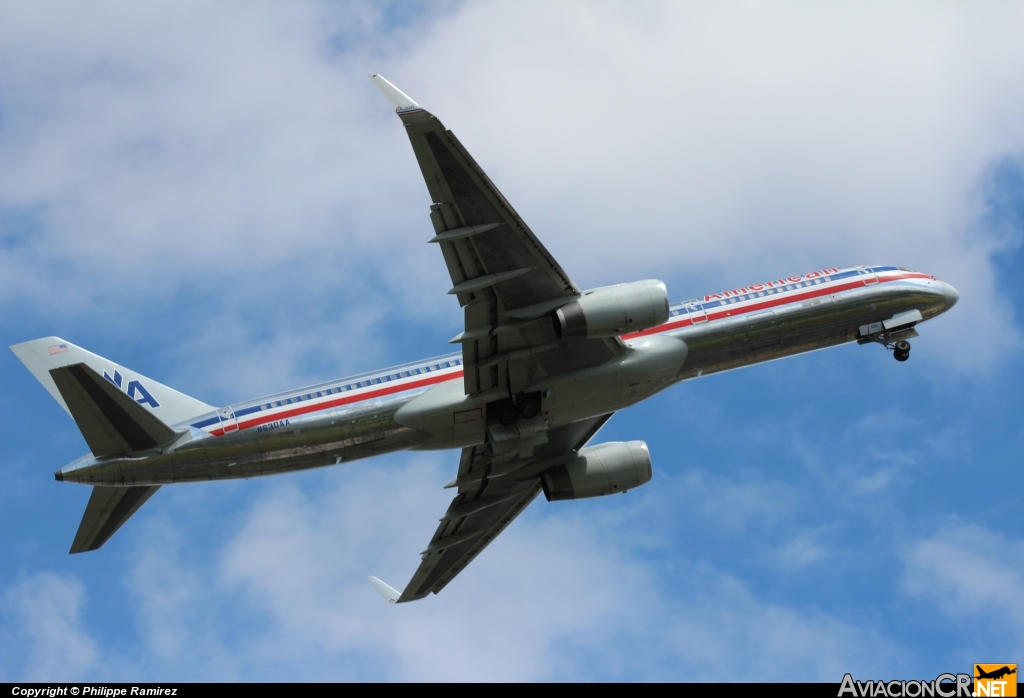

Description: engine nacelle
[553,279,669,339]
[541,440,652,501]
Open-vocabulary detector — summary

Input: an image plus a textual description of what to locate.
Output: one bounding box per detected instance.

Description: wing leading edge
[370,74,622,400]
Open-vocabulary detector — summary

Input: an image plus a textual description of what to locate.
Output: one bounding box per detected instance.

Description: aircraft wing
[396,413,612,602]
[371,75,623,397]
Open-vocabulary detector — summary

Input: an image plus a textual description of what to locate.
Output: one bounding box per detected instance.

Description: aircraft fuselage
[56,265,956,487]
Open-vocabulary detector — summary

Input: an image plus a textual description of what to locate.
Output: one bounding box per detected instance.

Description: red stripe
[210,370,463,436]
[211,270,934,436]
[623,272,933,339]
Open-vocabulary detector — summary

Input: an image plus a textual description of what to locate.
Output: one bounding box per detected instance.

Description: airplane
[976,666,1017,681]
[10,75,959,603]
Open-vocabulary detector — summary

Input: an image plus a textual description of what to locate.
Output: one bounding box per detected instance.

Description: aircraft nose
[940,281,959,310]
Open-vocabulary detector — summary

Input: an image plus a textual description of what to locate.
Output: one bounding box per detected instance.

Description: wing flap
[70,485,160,553]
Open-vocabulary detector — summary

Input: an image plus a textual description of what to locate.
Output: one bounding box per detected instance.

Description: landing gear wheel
[498,404,518,426]
[893,340,911,362]
[520,400,540,420]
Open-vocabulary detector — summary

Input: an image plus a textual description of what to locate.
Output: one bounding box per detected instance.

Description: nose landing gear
[857,327,917,362]
[893,340,911,362]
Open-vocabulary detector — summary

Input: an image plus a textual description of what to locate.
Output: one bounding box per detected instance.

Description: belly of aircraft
[59,277,946,487]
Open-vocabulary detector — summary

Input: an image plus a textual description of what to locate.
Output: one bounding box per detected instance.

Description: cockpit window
[898,267,915,272]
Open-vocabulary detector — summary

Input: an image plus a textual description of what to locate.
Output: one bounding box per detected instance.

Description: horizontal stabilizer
[366,576,400,605]
[50,363,178,457]
[71,485,160,553]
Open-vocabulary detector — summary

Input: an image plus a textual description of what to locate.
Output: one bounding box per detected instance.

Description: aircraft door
[686,304,708,326]
[859,267,879,286]
[218,407,238,434]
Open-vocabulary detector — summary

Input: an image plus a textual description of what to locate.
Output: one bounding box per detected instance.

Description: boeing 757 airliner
[11,76,959,603]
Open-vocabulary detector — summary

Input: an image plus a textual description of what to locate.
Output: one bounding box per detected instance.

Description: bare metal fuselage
[57,268,954,487]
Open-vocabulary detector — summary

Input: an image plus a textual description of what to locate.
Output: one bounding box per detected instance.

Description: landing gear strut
[490,391,543,427]
[858,328,914,362]
[497,404,518,426]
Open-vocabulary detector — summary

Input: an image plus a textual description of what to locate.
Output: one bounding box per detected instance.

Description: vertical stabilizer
[10,337,214,428]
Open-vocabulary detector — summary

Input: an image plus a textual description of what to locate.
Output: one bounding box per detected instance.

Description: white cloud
[770,527,835,570]
[2,1,1023,379]
[88,455,898,680]
[902,523,1024,660]
[903,524,1024,623]
[2,1,1023,681]
[0,572,98,681]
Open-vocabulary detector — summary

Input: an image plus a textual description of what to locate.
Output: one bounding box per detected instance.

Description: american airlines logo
[103,369,160,409]
[704,268,841,302]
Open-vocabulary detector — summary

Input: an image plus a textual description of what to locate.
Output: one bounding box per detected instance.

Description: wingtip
[366,575,400,605]
[368,74,423,114]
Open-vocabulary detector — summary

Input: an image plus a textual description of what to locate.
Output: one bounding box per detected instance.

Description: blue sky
[1,1,1023,682]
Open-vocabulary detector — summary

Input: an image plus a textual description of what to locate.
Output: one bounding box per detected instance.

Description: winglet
[368,74,423,115]
[367,575,400,604]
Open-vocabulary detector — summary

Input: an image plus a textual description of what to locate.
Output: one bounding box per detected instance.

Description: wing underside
[372,75,622,399]
[398,414,612,601]
[369,76,623,602]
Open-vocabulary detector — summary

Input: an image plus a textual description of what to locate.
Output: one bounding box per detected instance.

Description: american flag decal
[48,344,68,355]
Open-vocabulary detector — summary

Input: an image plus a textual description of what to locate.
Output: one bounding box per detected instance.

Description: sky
[1,0,1023,682]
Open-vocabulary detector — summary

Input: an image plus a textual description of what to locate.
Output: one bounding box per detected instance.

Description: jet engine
[541,440,652,501]
[553,280,669,339]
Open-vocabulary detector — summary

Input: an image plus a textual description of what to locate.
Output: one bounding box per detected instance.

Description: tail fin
[10,337,214,449]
